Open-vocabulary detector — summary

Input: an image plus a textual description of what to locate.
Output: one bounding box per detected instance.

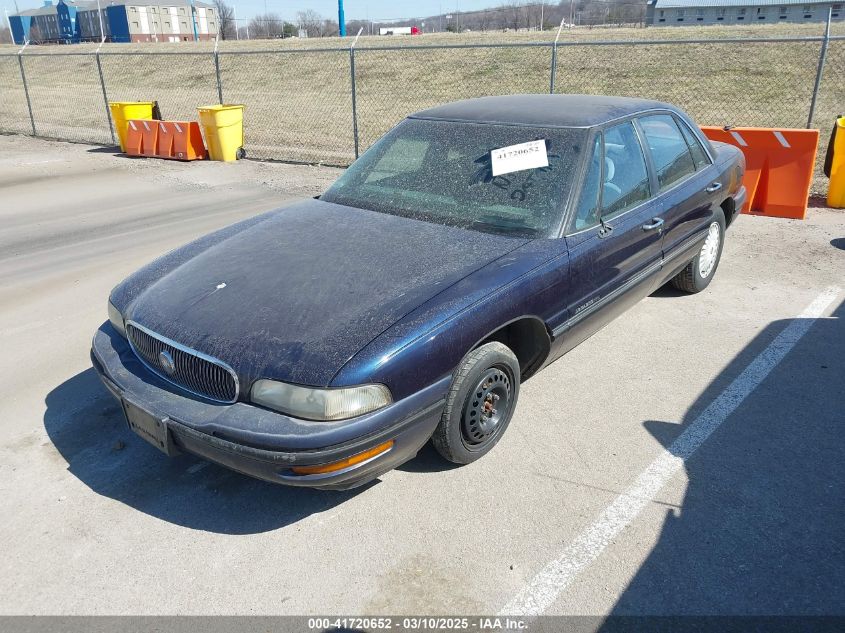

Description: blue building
[9,0,86,44]
[9,0,218,45]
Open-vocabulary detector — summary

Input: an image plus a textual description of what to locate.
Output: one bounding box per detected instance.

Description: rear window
[322,118,588,237]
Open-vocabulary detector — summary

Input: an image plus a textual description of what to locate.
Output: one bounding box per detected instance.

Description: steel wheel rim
[461,366,512,449]
[698,221,721,279]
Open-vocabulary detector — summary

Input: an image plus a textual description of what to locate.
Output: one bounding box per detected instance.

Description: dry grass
[1,22,842,190]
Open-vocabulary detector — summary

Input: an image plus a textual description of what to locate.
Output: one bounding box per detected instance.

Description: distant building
[647,0,844,25]
[9,0,218,44]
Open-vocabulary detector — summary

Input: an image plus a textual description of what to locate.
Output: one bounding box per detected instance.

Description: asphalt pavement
[0,135,843,621]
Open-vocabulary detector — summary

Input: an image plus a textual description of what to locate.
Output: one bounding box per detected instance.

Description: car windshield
[321,118,588,238]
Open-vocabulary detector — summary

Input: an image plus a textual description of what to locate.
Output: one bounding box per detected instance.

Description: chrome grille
[126,322,239,404]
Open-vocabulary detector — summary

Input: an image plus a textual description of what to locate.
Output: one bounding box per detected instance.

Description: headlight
[251,380,392,421]
[108,300,126,338]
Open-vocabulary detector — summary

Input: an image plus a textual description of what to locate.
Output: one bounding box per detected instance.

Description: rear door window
[638,114,697,191]
[677,118,711,169]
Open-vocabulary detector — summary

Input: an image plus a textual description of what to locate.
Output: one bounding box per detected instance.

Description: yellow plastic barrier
[198,104,245,162]
[109,101,155,152]
[827,117,845,209]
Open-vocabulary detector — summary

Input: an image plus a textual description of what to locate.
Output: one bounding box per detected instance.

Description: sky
[4,0,510,23]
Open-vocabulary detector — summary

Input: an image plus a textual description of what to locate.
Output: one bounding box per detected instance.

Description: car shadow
[396,441,460,474]
[600,298,845,619]
[649,284,689,299]
[43,369,372,534]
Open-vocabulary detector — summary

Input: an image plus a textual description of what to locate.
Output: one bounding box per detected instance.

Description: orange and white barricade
[701,126,819,220]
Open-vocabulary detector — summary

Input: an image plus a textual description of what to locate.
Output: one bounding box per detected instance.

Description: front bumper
[732,185,748,222]
[91,324,448,490]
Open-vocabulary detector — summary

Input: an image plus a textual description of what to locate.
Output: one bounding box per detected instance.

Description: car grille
[126,322,239,404]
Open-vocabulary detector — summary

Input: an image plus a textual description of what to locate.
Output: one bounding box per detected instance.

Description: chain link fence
[0,31,842,192]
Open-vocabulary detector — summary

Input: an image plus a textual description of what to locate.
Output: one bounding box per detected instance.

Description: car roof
[409,94,677,129]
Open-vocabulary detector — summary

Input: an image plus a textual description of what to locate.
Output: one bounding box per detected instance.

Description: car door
[637,113,719,264]
[555,121,663,355]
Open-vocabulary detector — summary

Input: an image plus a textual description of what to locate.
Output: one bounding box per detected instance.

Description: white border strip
[773,130,792,148]
[501,286,840,617]
[729,130,748,147]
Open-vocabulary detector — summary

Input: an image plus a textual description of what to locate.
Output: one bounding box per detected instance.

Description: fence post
[214,35,224,104]
[95,39,116,145]
[350,27,363,159]
[549,18,566,95]
[807,7,832,129]
[17,42,36,136]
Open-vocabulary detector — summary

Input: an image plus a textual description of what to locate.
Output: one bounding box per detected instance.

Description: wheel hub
[698,221,721,279]
[462,367,511,446]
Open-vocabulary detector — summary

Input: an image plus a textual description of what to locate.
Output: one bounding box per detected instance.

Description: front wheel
[431,342,520,465]
[671,208,726,294]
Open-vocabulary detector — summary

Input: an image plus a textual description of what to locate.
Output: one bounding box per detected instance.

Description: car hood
[123,198,529,388]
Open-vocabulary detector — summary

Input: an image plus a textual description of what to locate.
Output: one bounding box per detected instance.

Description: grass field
[1,22,842,191]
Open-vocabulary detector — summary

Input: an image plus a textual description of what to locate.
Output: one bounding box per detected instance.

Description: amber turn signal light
[290,440,394,476]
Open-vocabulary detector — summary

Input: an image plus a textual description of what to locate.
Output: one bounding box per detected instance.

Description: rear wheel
[671,208,726,294]
[431,342,520,465]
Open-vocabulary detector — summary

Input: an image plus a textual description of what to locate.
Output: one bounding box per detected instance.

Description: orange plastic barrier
[123,120,207,161]
[139,119,159,158]
[124,120,143,156]
[166,121,207,160]
[700,126,819,220]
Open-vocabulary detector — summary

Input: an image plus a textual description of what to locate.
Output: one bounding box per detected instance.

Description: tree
[321,19,339,37]
[248,12,285,38]
[213,0,235,40]
[0,27,11,44]
[296,9,323,37]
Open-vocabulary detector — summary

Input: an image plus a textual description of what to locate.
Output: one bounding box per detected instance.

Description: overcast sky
[5,0,510,23]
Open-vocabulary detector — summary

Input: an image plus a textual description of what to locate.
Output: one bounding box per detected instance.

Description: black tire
[236,147,246,160]
[431,342,520,465]
[671,208,726,294]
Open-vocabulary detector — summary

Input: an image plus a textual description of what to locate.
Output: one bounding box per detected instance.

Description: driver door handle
[642,217,665,231]
[705,182,723,193]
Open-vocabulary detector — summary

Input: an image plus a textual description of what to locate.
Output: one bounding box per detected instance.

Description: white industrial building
[647,0,843,25]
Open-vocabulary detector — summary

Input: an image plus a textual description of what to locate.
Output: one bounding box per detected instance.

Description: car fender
[331,240,571,401]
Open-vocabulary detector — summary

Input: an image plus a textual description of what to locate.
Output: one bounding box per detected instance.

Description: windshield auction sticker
[490,139,548,177]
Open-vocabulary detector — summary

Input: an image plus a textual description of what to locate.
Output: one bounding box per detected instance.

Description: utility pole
[189,0,199,41]
[338,0,346,36]
[456,0,459,32]
[233,6,239,40]
[5,8,13,43]
[95,0,104,40]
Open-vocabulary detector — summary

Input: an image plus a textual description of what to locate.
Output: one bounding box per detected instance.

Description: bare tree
[296,9,323,37]
[248,13,285,38]
[0,26,12,44]
[321,19,339,37]
[213,0,235,40]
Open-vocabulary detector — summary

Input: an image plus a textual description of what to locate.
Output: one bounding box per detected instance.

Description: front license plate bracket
[122,398,180,456]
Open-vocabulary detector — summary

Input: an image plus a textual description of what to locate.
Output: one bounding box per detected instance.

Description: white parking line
[501,286,840,617]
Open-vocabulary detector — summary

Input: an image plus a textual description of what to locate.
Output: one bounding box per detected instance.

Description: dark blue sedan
[91,95,746,489]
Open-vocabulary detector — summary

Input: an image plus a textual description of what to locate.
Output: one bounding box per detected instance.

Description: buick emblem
[158,350,176,376]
